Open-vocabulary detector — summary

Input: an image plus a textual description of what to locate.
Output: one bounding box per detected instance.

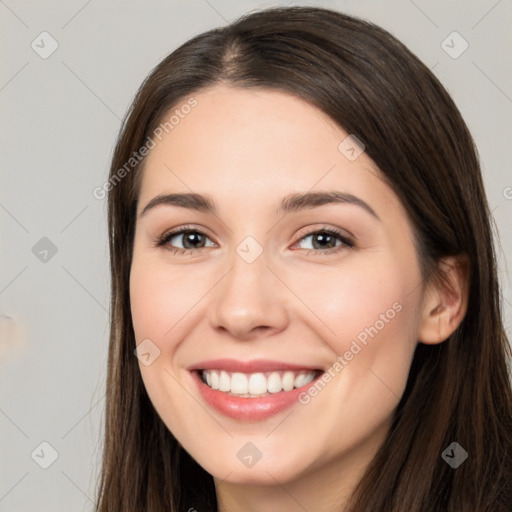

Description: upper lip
[188,358,322,373]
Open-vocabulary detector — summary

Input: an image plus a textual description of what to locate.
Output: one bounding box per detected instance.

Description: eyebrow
[138,191,380,221]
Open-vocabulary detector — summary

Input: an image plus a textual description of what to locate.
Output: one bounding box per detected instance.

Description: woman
[95,6,512,511]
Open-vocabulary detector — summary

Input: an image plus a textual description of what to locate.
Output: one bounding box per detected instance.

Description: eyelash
[155,224,355,256]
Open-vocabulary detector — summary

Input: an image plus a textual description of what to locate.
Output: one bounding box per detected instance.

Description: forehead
[137,85,403,222]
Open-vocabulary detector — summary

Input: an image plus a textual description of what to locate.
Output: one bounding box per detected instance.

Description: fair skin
[129,85,467,511]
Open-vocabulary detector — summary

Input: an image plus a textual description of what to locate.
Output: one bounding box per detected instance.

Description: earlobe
[417,256,469,345]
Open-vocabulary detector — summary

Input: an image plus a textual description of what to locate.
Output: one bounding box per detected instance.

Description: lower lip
[191,370,322,421]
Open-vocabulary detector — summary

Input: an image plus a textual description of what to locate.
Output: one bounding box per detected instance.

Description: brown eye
[294,228,354,254]
[169,230,207,249]
[156,226,215,253]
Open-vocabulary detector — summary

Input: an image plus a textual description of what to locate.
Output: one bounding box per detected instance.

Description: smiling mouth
[196,369,323,398]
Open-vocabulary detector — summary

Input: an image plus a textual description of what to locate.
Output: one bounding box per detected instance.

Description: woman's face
[130,85,426,486]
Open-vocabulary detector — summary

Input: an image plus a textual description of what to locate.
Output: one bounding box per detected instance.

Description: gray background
[0,1,511,510]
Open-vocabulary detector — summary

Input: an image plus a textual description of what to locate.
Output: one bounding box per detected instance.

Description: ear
[418,255,469,345]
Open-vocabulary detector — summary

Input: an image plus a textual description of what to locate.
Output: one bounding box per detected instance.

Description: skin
[129,85,467,512]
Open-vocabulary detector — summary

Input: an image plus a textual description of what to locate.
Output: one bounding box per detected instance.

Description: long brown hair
[96,6,512,511]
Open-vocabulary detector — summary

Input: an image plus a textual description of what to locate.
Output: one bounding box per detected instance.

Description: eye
[155,225,215,255]
[293,227,354,255]
[155,225,355,256]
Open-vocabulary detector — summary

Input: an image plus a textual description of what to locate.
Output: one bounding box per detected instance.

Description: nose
[207,247,289,341]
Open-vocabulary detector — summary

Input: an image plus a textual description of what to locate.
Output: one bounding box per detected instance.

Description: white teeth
[248,373,267,394]
[294,373,306,388]
[267,372,282,393]
[231,372,248,394]
[282,371,295,391]
[219,370,230,392]
[201,369,319,396]
[210,370,219,390]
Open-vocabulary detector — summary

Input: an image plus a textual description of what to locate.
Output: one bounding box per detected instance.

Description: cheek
[129,253,208,343]
[290,254,417,343]
[129,254,206,425]
[289,253,421,400]
[129,268,167,342]
[285,257,421,457]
